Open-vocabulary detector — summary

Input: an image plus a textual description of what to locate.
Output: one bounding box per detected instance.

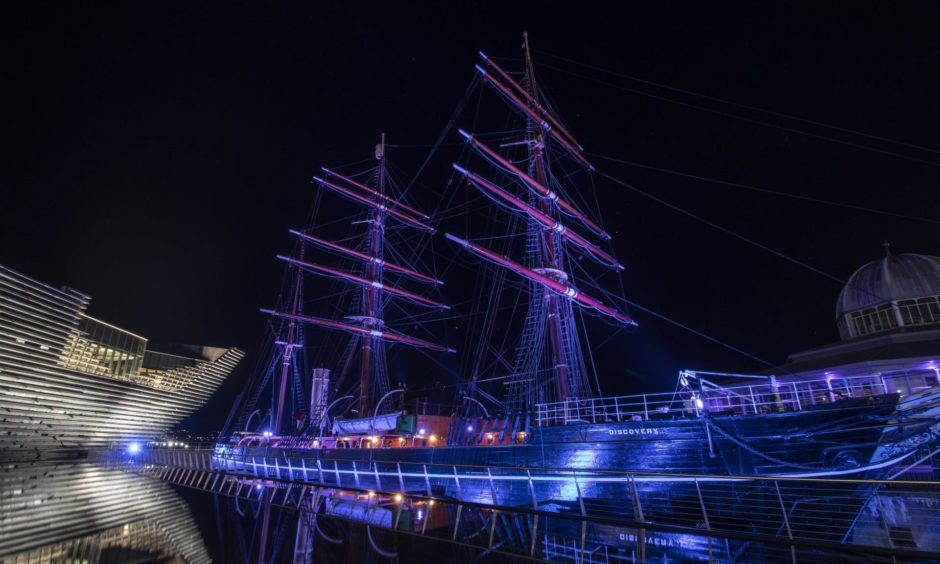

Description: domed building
[779,245,940,399]
[836,248,940,340]
[771,246,940,551]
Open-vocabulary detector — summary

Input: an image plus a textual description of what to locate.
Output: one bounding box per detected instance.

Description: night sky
[2,3,938,431]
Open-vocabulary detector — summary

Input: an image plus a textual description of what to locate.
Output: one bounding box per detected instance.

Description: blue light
[418,428,426,435]
[466,425,473,432]
[127,442,141,455]
[262,431,273,438]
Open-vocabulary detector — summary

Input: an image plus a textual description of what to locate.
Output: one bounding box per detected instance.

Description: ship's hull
[211,397,906,559]
[224,394,900,506]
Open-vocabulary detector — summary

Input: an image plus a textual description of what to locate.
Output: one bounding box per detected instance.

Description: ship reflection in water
[5,456,938,563]
[184,477,940,563]
[205,482,732,563]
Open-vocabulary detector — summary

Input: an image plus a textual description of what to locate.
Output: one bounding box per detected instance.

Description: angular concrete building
[0,264,243,457]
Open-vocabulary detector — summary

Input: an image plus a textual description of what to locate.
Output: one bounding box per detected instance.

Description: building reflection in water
[1,462,210,563]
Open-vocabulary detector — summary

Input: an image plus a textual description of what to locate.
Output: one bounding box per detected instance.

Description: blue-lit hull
[213,395,909,559]
[227,394,898,496]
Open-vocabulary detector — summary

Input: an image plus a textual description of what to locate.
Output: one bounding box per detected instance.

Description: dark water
[4,460,934,563]
[0,458,673,563]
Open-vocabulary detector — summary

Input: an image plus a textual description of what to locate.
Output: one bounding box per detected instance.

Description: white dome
[836,253,940,318]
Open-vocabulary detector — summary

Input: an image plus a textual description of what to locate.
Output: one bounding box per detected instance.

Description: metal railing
[104,446,940,562]
[534,373,891,425]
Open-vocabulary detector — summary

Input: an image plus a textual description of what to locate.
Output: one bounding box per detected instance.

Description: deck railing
[534,373,891,426]
[105,446,940,562]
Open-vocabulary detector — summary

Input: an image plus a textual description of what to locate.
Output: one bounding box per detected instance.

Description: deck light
[127,442,141,455]
[394,494,403,503]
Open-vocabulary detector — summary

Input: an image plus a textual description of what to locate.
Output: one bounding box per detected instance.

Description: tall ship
[221,36,937,508]
[0,263,244,458]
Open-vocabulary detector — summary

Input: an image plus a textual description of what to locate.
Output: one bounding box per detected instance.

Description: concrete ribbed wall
[0,264,243,455]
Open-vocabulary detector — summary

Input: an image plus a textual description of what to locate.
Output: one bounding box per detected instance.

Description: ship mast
[522,33,572,405]
[273,248,302,435]
[449,34,636,414]
[262,135,451,432]
[359,134,386,416]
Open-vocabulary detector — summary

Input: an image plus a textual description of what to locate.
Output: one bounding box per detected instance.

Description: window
[898,295,940,327]
[917,297,940,324]
[850,304,898,336]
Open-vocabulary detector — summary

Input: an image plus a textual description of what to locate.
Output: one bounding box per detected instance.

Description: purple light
[466,425,473,432]
[418,428,426,435]
[262,431,273,438]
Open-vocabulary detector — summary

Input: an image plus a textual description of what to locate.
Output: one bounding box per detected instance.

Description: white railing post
[694,478,712,562]
[774,480,796,564]
[630,475,646,563]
